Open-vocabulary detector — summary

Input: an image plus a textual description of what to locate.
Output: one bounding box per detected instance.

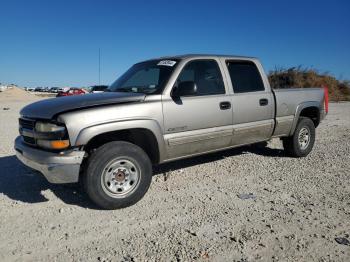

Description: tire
[83,141,152,209]
[282,117,315,157]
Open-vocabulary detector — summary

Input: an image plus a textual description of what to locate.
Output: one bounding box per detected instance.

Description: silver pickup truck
[15,54,328,209]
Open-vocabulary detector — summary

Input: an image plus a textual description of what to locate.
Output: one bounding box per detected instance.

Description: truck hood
[20,92,146,119]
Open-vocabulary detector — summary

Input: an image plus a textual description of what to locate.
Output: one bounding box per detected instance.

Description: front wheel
[83,141,152,209]
[282,117,316,157]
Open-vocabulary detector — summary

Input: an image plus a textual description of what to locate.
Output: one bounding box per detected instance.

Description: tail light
[324,86,329,114]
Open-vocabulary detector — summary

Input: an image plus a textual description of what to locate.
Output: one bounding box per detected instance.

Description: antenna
[98,48,101,85]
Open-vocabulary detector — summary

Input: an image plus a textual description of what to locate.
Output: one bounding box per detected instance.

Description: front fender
[74,119,166,162]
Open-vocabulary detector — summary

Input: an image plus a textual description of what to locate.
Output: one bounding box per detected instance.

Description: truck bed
[272,88,325,137]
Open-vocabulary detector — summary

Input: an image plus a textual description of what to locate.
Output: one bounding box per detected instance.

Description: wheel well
[299,106,320,127]
[84,128,160,164]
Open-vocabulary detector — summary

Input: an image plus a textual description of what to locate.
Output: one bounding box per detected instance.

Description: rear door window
[226,61,265,93]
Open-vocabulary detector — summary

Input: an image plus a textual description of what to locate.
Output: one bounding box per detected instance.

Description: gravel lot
[0,90,349,261]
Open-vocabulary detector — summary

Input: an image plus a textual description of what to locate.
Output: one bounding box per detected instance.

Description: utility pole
[98,48,101,85]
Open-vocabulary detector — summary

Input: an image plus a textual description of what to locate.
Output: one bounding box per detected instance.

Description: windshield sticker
[157,60,177,67]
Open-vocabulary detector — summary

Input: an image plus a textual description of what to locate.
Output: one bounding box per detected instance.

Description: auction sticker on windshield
[157,60,177,67]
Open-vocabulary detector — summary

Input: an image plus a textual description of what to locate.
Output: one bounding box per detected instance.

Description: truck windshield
[108,59,179,94]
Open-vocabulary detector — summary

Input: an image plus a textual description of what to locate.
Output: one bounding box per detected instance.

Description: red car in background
[56,88,86,97]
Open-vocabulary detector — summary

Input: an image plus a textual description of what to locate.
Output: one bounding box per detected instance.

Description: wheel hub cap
[298,127,310,150]
[114,170,126,182]
[101,159,140,197]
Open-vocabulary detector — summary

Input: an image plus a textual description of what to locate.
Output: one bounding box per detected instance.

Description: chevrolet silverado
[15,55,328,209]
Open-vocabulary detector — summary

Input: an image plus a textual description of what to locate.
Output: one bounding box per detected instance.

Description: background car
[34,87,45,92]
[89,85,109,93]
[50,87,59,93]
[57,87,70,93]
[56,87,86,97]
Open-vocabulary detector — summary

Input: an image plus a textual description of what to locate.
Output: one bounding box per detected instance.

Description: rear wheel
[83,141,152,209]
[282,117,315,157]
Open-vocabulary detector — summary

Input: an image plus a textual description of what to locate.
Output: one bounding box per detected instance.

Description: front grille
[19,118,35,130]
[19,118,36,145]
[23,136,36,144]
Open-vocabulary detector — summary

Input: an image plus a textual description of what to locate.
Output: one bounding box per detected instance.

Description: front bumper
[15,136,85,184]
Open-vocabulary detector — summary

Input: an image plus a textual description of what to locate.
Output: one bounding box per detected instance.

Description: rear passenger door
[224,60,274,145]
[162,59,233,159]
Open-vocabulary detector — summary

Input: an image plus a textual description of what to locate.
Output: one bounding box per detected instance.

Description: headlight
[34,122,70,150]
[35,122,66,132]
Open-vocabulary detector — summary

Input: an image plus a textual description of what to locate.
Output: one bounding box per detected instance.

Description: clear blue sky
[1,0,349,87]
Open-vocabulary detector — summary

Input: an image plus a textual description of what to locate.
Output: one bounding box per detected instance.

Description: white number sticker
[157,60,177,67]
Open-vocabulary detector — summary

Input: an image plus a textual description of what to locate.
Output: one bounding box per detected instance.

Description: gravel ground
[0,91,349,261]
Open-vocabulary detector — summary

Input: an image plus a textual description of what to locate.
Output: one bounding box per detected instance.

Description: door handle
[259,98,268,106]
[219,101,231,110]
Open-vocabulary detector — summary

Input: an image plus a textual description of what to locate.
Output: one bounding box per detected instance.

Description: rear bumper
[14,136,85,184]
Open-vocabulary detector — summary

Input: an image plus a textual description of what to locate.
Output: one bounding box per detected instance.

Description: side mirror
[172,81,197,97]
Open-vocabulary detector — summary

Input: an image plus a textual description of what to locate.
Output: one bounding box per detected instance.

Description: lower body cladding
[164,120,274,160]
[14,136,85,184]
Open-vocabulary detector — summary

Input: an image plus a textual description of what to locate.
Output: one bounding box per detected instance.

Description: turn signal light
[37,139,70,149]
[51,140,70,149]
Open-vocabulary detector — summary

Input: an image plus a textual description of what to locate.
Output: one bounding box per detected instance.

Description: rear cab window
[226,60,265,93]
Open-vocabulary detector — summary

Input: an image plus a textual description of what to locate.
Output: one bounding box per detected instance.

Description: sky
[0,0,349,87]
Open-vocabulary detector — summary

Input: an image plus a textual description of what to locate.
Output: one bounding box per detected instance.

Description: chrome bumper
[14,136,85,184]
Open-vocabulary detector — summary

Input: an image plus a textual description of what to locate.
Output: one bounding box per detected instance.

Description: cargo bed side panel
[273,88,324,137]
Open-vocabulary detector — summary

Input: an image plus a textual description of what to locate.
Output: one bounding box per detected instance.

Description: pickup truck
[15,54,328,209]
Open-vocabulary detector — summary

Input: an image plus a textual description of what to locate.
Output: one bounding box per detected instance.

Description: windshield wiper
[110,86,156,94]
[113,87,134,92]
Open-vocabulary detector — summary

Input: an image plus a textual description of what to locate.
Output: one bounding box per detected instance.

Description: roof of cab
[156,54,257,60]
[138,54,260,65]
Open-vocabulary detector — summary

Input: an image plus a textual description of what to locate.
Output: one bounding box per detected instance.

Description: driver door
[162,59,233,160]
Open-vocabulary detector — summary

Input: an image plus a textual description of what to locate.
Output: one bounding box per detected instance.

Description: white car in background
[90,85,109,93]
[58,87,70,93]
